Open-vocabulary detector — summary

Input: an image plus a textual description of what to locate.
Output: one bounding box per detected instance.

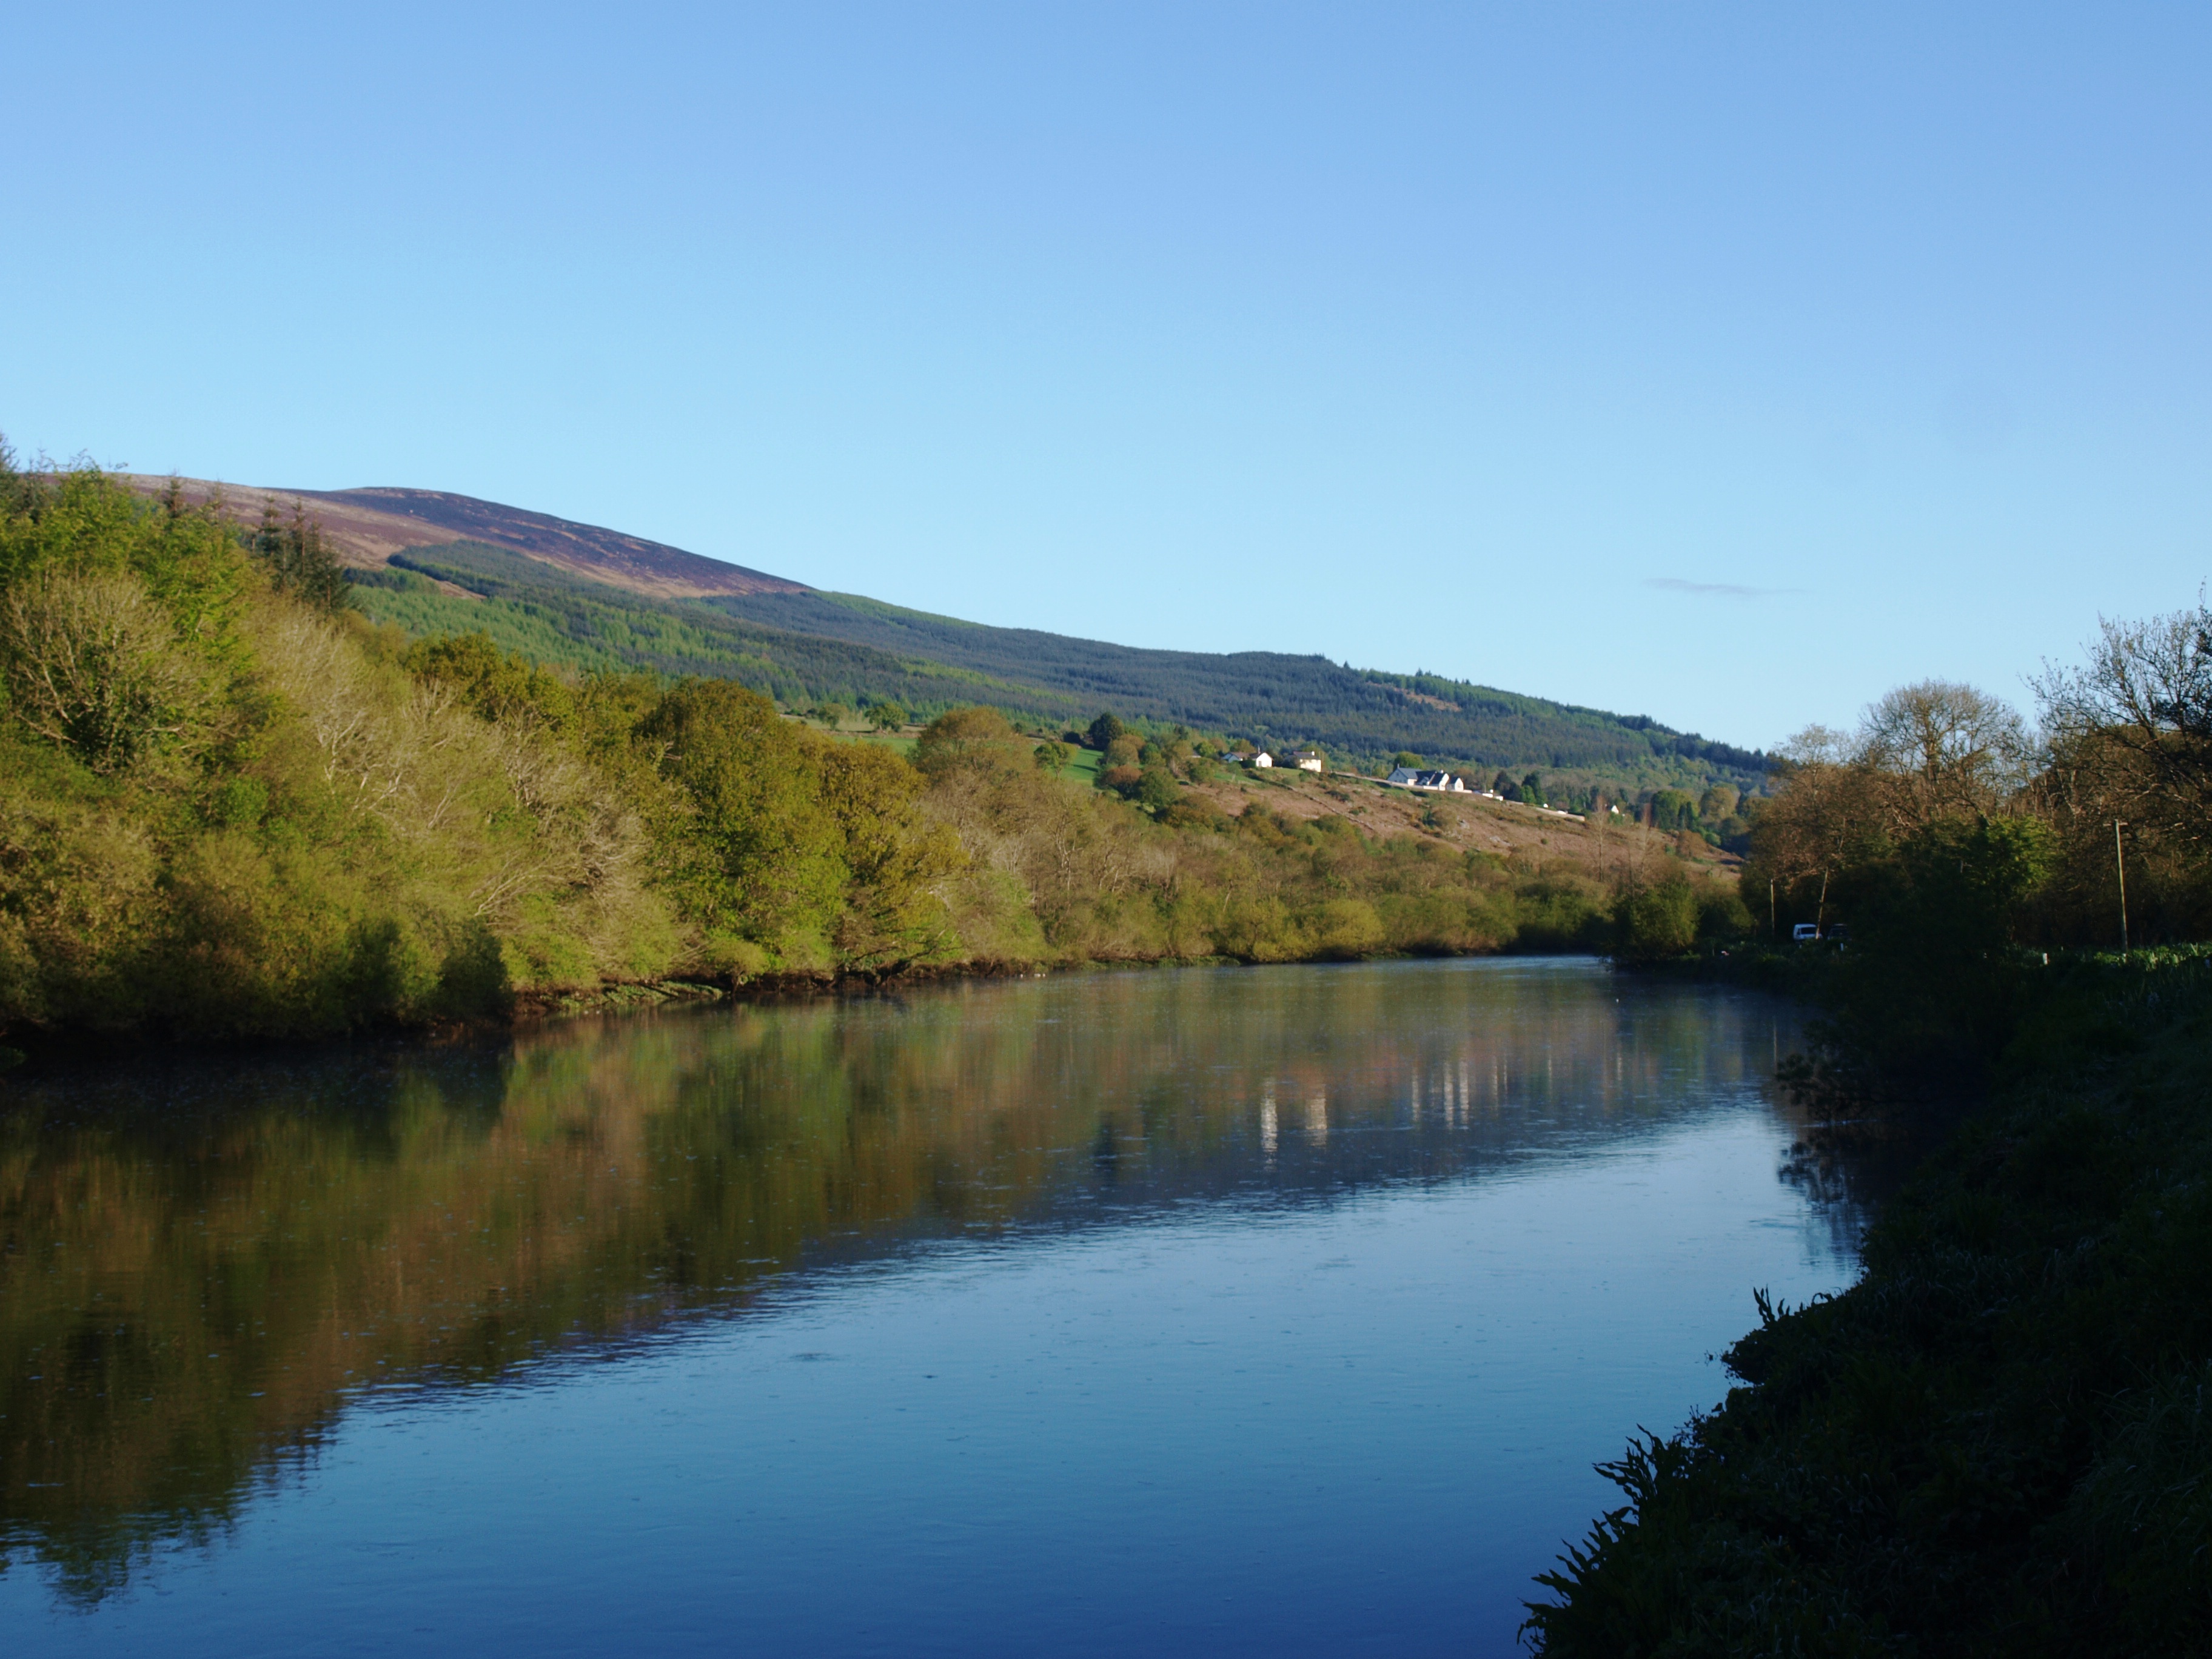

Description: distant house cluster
[1386,767,1470,793]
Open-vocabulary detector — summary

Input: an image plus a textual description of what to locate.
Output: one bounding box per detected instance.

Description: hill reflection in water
[0,957,1835,1610]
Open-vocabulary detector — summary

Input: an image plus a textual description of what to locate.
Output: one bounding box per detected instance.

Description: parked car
[1791,922,1821,943]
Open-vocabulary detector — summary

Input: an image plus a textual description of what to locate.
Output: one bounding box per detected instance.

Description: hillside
[121,476,802,599]
[125,475,1768,789]
[705,589,1765,782]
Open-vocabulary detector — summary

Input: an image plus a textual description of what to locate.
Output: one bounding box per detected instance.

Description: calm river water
[0,957,1857,1657]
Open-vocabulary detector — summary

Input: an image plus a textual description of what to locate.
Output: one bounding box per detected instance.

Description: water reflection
[0,957,1837,1606]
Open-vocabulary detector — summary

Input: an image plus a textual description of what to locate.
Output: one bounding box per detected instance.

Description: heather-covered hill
[123,475,1766,789]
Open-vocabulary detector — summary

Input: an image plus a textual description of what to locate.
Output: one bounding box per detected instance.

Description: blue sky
[6,3,2205,749]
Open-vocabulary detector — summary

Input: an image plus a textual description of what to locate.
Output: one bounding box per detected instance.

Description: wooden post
[2114,820,2130,953]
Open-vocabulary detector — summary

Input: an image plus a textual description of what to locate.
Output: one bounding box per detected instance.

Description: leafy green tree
[1087,711,1124,750]
[1697,783,1740,823]
[1393,751,1423,770]
[1614,877,1700,963]
[814,737,964,969]
[404,632,577,734]
[1033,740,1071,773]
[1136,765,1179,812]
[1819,815,2056,1070]
[637,679,843,948]
[911,705,1025,779]
[1652,789,1698,830]
[867,700,907,732]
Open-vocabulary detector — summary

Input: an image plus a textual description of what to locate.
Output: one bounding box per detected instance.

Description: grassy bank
[1525,948,2212,1655]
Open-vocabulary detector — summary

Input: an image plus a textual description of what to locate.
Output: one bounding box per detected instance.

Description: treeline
[1529,608,2212,1652]
[1355,666,1771,775]
[1730,641,2211,1082]
[0,458,1747,1044]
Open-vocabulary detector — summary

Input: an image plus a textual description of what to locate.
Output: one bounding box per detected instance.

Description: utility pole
[2114,820,2130,953]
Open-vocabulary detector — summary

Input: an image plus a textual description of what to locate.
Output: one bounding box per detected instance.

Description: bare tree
[2035,604,2212,853]
[1746,684,2031,931]
[1857,680,2031,831]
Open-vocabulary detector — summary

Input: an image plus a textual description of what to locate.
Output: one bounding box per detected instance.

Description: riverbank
[1526,948,2212,1654]
[1,942,1601,1068]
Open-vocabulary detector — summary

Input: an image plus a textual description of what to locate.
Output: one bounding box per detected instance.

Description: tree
[1087,711,1125,750]
[1746,683,2035,943]
[1393,752,1423,770]
[1858,680,2029,831]
[637,679,843,944]
[867,700,907,732]
[404,632,577,734]
[911,705,1024,780]
[1614,877,1699,963]
[814,738,964,969]
[0,569,209,771]
[1698,783,1740,823]
[2036,604,2212,856]
[1033,740,1072,773]
[252,498,352,614]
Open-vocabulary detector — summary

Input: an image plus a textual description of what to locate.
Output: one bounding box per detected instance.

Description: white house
[1293,750,1325,772]
[1251,751,1274,768]
[1387,768,1468,793]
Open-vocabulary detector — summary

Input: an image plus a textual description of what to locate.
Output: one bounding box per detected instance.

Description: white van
[1791,923,1821,943]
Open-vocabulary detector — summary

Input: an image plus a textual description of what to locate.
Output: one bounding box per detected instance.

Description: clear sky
[6,3,2205,749]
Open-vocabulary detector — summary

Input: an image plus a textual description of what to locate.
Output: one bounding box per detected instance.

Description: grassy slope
[346,540,1763,790]
[355,545,1077,722]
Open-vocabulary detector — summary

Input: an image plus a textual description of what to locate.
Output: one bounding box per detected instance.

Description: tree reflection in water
[0,958,1841,1603]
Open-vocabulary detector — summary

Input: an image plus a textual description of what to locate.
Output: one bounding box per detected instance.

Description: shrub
[1614,876,1698,962]
[0,570,210,772]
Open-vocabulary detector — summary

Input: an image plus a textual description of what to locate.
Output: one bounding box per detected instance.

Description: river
[0,957,1857,1656]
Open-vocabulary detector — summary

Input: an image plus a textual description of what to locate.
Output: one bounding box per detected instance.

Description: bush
[1614,877,1698,962]
[1134,765,1179,811]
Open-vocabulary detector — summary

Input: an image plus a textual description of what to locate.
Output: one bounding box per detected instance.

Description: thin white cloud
[1646,576,1803,600]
